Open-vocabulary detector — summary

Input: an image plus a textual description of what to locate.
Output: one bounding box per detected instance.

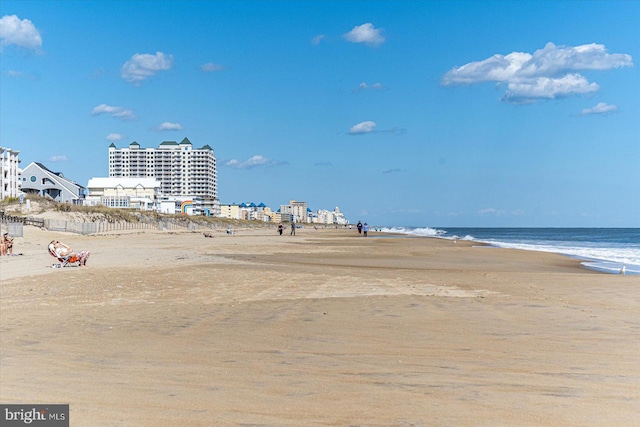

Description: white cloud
[0,15,42,51]
[121,51,173,84]
[347,121,405,135]
[580,211,601,218]
[478,208,524,216]
[311,34,325,45]
[106,133,126,141]
[92,104,138,121]
[89,68,106,79]
[7,69,37,80]
[581,102,618,116]
[503,73,599,103]
[353,82,386,92]
[441,42,633,103]
[382,168,403,174]
[343,23,385,46]
[349,121,377,135]
[201,62,224,72]
[225,155,286,169]
[156,122,184,131]
[479,208,499,215]
[50,155,68,162]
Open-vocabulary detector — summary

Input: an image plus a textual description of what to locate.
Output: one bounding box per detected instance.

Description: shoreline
[1,225,639,425]
[379,227,638,276]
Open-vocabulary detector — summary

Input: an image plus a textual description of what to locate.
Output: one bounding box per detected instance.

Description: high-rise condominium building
[108,138,218,203]
[1,146,21,200]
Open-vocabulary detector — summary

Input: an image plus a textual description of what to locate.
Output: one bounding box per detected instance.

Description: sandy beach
[1,223,639,426]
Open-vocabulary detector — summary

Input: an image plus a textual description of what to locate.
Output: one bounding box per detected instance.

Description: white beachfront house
[85,177,161,210]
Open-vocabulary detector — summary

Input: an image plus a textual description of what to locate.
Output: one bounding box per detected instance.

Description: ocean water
[379,227,640,276]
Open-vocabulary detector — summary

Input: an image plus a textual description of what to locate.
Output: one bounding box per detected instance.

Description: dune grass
[0,195,269,229]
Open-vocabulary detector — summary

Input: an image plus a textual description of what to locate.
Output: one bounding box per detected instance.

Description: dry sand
[1,223,639,426]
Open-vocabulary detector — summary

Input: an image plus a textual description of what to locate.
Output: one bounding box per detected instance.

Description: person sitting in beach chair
[48,240,90,268]
[1,232,14,256]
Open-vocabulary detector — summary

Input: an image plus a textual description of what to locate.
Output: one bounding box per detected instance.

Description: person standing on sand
[363,222,369,237]
[278,222,284,235]
[290,221,296,236]
[357,221,363,234]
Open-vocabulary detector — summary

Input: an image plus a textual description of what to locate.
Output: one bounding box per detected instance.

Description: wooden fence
[0,212,45,228]
[1,211,210,235]
[42,219,205,234]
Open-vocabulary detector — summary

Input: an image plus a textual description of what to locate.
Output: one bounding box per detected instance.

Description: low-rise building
[220,203,241,220]
[274,210,293,223]
[254,206,274,222]
[220,202,273,222]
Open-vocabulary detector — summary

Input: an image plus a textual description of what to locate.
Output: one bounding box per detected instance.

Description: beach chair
[48,241,90,268]
[48,241,71,267]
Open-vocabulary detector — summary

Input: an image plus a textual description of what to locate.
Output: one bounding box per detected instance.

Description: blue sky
[1,0,638,227]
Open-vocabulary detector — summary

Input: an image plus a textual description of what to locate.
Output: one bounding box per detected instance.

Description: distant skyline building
[219,200,350,224]
[108,138,219,215]
[313,207,348,225]
[280,200,308,223]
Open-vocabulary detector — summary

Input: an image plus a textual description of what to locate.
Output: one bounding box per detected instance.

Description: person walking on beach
[363,223,369,237]
[278,222,284,235]
[290,221,296,236]
[357,221,363,235]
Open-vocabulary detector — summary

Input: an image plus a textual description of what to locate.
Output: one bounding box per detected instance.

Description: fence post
[8,222,24,237]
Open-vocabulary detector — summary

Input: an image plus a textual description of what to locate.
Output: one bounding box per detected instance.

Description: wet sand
[1,226,639,425]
